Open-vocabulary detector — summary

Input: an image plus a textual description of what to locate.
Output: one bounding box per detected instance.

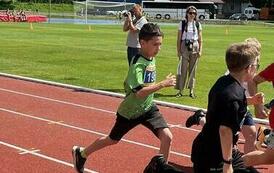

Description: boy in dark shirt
[191,42,260,173]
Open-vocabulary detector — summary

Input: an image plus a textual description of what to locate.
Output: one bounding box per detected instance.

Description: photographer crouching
[123,4,147,66]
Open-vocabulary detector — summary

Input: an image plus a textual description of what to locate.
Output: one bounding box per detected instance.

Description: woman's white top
[178,20,201,41]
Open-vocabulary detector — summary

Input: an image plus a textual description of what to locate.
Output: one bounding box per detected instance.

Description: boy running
[185,38,263,154]
[191,42,260,173]
[72,23,176,173]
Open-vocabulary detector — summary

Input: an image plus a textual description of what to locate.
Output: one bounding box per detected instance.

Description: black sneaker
[143,154,166,173]
[72,146,86,173]
[185,109,205,128]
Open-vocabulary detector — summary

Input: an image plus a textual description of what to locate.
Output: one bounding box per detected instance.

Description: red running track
[0,76,273,173]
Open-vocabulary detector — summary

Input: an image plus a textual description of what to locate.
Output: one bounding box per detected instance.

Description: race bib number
[144,65,156,85]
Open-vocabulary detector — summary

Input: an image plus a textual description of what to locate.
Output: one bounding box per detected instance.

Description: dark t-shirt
[191,75,247,167]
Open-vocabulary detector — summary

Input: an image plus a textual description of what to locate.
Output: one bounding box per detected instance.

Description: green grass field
[0,22,273,109]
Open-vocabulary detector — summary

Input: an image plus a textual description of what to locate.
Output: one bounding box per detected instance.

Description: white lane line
[48,120,64,125]
[0,87,114,115]
[0,87,246,143]
[0,87,200,133]
[0,108,191,158]
[0,141,98,173]
[19,148,40,155]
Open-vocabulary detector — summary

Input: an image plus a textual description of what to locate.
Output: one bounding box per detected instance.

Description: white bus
[142,1,217,20]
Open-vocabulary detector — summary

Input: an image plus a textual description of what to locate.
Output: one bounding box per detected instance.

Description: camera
[185,40,194,51]
[122,9,134,17]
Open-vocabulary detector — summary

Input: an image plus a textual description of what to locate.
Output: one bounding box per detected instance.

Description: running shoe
[185,109,205,128]
[72,146,86,173]
[257,126,267,144]
[256,126,271,143]
[143,154,166,173]
[256,126,272,149]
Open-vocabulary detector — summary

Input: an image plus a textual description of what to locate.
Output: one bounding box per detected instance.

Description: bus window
[142,1,216,20]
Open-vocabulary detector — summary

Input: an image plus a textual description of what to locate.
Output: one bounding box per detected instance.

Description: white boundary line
[0,107,190,158]
[0,86,198,132]
[0,72,269,125]
[0,87,245,143]
[0,141,98,173]
[0,87,115,115]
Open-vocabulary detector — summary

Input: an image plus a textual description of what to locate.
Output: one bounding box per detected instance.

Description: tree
[250,0,273,8]
[0,0,13,2]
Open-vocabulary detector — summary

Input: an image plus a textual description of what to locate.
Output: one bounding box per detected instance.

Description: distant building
[103,0,252,18]
[221,0,252,18]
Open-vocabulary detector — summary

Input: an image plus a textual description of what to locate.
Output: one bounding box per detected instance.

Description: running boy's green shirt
[117,55,156,119]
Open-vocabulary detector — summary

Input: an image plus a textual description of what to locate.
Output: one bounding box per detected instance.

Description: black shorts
[193,149,258,173]
[109,105,169,141]
[243,111,255,126]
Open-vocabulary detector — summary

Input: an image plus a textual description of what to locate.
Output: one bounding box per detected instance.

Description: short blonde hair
[245,37,261,54]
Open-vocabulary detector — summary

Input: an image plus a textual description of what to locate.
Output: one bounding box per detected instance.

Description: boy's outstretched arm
[136,73,176,98]
[248,75,268,119]
[246,92,264,105]
[219,125,233,173]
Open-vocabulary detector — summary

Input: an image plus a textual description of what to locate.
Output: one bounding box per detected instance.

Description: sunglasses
[188,12,197,15]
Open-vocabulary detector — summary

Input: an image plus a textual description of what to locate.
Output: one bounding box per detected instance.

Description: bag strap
[182,20,200,34]
[181,19,187,34]
[195,21,200,31]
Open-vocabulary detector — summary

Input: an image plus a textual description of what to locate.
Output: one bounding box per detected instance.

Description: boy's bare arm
[219,125,233,173]
[136,73,176,98]
[246,92,264,105]
[248,75,268,118]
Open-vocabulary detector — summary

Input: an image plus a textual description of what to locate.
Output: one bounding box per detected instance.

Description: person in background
[18,9,27,22]
[175,6,202,98]
[123,4,147,66]
[6,9,11,21]
[72,23,176,173]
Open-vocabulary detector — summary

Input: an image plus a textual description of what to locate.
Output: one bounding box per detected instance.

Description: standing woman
[175,6,202,98]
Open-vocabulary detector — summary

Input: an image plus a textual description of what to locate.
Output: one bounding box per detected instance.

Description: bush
[0,1,15,10]
[14,2,73,13]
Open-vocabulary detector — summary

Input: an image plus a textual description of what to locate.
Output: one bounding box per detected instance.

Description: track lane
[0,109,193,172]
[0,76,273,172]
